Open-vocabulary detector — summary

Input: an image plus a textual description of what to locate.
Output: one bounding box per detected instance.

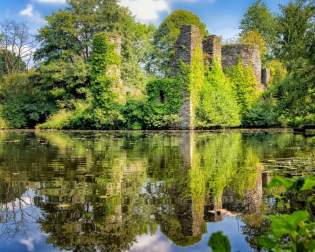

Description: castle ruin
[174,24,266,129]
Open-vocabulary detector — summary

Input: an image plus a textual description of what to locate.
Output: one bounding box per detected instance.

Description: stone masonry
[174,25,203,130]
[221,44,262,83]
[203,35,222,67]
[173,25,264,129]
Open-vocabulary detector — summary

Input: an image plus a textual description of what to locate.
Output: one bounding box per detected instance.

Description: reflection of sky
[129,218,252,252]
[0,200,253,252]
[0,191,69,252]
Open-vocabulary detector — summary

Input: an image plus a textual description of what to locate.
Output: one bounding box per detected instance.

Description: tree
[35,0,153,88]
[0,21,33,74]
[148,10,207,76]
[0,71,53,128]
[240,0,276,49]
[272,0,315,126]
[275,0,315,67]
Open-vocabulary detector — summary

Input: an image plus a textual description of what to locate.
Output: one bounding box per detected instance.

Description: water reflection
[0,131,314,252]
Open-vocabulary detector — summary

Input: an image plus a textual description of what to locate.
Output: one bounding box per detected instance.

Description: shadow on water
[0,130,314,251]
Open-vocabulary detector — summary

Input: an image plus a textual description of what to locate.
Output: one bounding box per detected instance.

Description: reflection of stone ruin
[174,25,269,129]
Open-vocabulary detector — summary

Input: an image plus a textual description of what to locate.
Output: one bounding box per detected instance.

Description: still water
[0,130,314,252]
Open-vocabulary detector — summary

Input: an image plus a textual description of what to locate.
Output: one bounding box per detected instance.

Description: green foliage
[196,60,241,128]
[89,32,123,129]
[275,0,315,66]
[260,175,315,251]
[208,231,231,252]
[240,0,276,49]
[265,60,287,85]
[240,30,267,59]
[274,60,315,127]
[0,72,53,128]
[242,96,279,127]
[149,10,207,76]
[144,78,183,129]
[259,211,315,252]
[36,101,90,129]
[0,49,26,76]
[35,0,153,88]
[226,60,259,117]
[36,55,90,110]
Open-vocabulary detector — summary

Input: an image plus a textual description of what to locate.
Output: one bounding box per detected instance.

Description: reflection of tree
[32,131,153,252]
[0,131,312,251]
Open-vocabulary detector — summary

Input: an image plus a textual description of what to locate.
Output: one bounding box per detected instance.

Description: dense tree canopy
[240,0,276,49]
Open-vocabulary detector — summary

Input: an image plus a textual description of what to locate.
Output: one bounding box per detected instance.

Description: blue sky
[0,0,289,38]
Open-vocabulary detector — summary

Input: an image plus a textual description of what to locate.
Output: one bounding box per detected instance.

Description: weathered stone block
[222,44,262,83]
[203,35,222,67]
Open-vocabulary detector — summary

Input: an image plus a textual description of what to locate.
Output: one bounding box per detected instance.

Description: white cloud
[35,0,67,4]
[119,0,217,23]
[19,4,47,32]
[119,0,170,22]
[129,234,171,252]
[20,4,34,17]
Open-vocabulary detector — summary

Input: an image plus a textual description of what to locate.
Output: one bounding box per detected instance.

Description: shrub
[196,61,241,128]
[144,78,183,129]
[0,71,53,128]
[226,60,260,116]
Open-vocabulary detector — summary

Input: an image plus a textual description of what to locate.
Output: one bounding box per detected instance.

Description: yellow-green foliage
[189,46,205,127]
[36,102,89,129]
[36,110,74,129]
[226,60,259,115]
[90,32,123,129]
[240,30,267,58]
[0,105,10,129]
[196,60,241,127]
[265,59,287,85]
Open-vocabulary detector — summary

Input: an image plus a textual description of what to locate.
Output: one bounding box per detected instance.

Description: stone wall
[173,25,203,129]
[203,35,222,67]
[222,44,262,83]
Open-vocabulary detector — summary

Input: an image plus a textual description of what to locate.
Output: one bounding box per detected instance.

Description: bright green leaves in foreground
[259,175,315,252]
[259,210,315,252]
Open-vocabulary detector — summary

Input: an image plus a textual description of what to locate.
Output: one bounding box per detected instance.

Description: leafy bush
[144,78,183,129]
[226,60,259,117]
[242,96,279,127]
[196,60,241,128]
[36,101,91,129]
[0,72,53,128]
[260,176,315,251]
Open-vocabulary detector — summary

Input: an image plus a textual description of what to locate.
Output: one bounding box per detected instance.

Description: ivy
[89,32,124,129]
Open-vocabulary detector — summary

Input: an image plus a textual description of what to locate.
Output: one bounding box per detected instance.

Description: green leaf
[301,176,315,191]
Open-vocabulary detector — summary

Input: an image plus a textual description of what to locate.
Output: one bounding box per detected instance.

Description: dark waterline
[0,131,314,252]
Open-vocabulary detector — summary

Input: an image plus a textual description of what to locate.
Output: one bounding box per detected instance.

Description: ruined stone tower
[173,25,264,129]
[174,25,203,130]
[221,44,262,84]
